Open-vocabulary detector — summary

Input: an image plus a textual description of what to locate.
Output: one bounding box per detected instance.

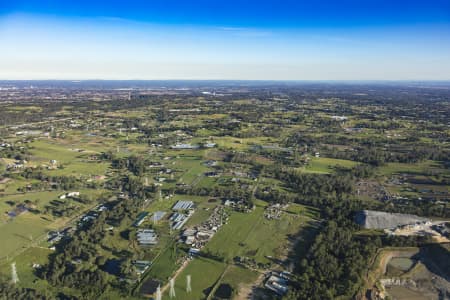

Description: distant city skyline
[1,1,450,80]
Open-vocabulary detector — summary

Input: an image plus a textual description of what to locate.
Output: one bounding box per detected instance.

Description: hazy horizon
[1,1,450,80]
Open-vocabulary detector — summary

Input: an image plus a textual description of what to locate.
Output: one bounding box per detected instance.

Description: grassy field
[185,206,215,227]
[204,201,317,264]
[5,105,43,112]
[302,157,358,174]
[214,136,274,151]
[0,213,51,258]
[143,242,182,282]
[163,257,226,300]
[194,176,217,189]
[0,246,50,287]
[217,265,260,297]
[27,139,110,177]
[0,188,107,258]
[0,190,61,215]
[0,177,42,195]
[0,245,84,298]
[177,158,208,185]
[378,160,450,200]
[378,160,450,176]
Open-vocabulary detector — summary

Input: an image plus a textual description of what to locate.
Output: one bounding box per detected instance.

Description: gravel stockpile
[355,210,429,229]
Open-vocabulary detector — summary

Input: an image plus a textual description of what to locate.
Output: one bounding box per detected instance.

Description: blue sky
[1,0,450,80]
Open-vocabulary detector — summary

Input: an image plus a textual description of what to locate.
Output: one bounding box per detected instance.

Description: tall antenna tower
[169,278,176,298]
[155,285,162,300]
[186,275,192,293]
[11,262,19,284]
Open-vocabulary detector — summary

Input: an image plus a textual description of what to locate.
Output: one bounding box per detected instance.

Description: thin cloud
[215,26,272,37]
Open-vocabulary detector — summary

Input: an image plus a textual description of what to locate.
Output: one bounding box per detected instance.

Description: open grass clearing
[216,265,259,298]
[204,202,317,264]
[378,160,449,176]
[0,213,51,258]
[163,257,226,300]
[0,188,107,258]
[301,157,358,174]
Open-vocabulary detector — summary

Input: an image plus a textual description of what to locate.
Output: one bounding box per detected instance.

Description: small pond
[388,257,416,271]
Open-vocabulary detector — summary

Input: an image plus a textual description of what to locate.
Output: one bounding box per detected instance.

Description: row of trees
[0,282,49,300]
[41,194,148,298]
[20,168,82,190]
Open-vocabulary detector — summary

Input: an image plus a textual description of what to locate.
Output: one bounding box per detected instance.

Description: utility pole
[186,275,192,293]
[169,278,176,298]
[156,285,162,300]
[11,262,19,284]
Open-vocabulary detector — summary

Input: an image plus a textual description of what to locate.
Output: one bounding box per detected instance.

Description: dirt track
[360,247,419,300]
